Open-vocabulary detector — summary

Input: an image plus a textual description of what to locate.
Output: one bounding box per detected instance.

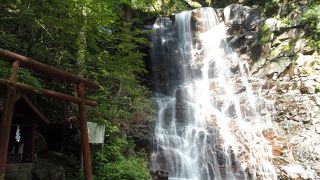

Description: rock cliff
[223,2,320,179]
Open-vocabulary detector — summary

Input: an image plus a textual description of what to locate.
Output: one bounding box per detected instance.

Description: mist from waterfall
[150,7,277,180]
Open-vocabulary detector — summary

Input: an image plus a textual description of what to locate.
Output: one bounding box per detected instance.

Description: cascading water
[150,7,277,180]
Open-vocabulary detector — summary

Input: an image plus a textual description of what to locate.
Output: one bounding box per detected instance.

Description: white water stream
[151,8,277,180]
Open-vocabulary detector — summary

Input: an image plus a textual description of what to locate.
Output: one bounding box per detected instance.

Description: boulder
[276,29,305,41]
[32,152,67,180]
[300,79,317,94]
[129,119,154,151]
[263,57,292,79]
[293,39,307,54]
[224,4,251,26]
[265,18,282,32]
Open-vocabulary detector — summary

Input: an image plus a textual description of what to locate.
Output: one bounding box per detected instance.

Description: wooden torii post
[0,48,101,180]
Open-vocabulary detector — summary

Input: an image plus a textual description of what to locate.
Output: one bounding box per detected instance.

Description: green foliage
[1,0,155,179]
[0,61,10,78]
[143,0,190,15]
[95,154,150,180]
[76,1,155,178]
[0,61,43,87]
[17,69,44,88]
[212,0,238,8]
[164,0,189,14]
[301,4,320,50]
[262,0,280,17]
[241,0,280,16]
[94,125,150,180]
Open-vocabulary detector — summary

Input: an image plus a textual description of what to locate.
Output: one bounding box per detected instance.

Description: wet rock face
[150,3,319,179]
[223,4,262,58]
[129,120,154,152]
[223,2,320,179]
[151,17,183,95]
[224,4,260,28]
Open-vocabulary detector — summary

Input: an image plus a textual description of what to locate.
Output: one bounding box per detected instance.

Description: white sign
[87,122,105,144]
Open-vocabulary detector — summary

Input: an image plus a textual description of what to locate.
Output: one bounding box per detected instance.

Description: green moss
[261,23,272,43]
[271,37,299,58]
[288,37,299,48]
[281,40,295,53]
[310,60,320,67]
[281,17,290,27]
[316,83,320,93]
[282,44,291,52]
[270,48,278,58]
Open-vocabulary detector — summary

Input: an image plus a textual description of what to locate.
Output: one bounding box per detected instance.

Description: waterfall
[151,7,277,180]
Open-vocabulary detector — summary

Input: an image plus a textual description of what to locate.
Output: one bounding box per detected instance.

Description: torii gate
[0,48,101,180]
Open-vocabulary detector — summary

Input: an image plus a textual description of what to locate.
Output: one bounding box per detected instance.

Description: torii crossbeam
[0,48,101,180]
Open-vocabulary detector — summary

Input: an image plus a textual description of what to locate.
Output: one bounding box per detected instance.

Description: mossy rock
[263,57,292,78]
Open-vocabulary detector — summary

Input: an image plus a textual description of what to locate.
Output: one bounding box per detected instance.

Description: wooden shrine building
[0,49,100,180]
[0,93,49,163]
[0,92,50,179]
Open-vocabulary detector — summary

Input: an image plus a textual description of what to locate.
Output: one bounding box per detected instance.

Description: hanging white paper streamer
[15,126,21,142]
